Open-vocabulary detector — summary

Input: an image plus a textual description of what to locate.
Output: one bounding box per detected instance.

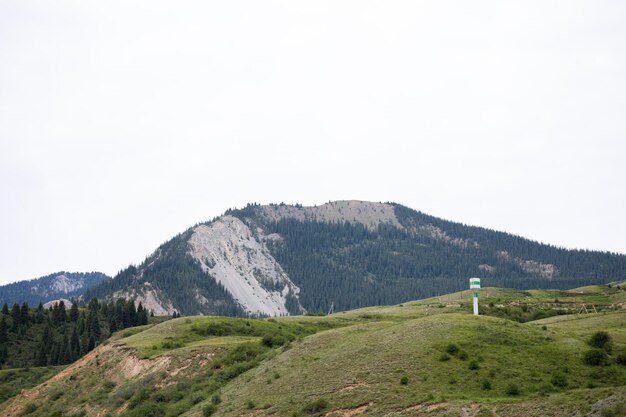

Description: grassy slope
[1,283,625,417]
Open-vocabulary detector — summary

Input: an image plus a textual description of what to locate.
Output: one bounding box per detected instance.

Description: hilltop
[84,201,626,316]
[2,282,625,416]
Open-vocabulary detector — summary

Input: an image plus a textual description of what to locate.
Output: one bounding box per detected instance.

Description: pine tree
[87,335,95,352]
[69,301,79,322]
[20,303,30,326]
[10,304,21,330]
[0,316,7,344]
[89,314,101,341]
[1,304,9,315]
[137,302,148,325]
[36,341,47,366]
[58,301,67,322]
[70,327,80,357]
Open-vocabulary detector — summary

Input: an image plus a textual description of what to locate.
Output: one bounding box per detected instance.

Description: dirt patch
[460,403,480,417]
[325,402,373,417]
[118,352,171,379]
[382,402,448,416]
[338,382,369,393]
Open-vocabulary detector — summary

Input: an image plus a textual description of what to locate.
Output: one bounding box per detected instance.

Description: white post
[473,291,479,315]
[469,278,481,316]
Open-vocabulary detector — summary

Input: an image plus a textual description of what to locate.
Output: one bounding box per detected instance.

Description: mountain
[84,200,626,316]
[0,272,110,307]
[2,283,626,417]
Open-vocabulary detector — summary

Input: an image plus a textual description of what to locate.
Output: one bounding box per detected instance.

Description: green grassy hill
[1,283,625,417]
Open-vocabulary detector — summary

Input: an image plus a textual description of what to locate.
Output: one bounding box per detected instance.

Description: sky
[1,1,625,285]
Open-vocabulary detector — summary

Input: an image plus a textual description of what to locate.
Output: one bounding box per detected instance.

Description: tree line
[0,298,149,369]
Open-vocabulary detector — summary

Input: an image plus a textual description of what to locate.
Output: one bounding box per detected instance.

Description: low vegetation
[0,282,625,416]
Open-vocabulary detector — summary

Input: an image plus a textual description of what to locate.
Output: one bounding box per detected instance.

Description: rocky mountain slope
[83,201,626,316]
[0,271,109,306]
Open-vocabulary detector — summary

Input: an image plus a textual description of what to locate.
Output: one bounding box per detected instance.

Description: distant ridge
[83,200,626,316]
[0,271,110,306]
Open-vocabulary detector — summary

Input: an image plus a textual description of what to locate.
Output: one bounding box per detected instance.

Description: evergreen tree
[137,302,148,325]
[20,302,30,326]
[10,303,21,329]
[1,304,9,315]
[58,300,67,323]
[69,301,79,322]
[70,327,80,357]
[87,335,95,352]
[35,341,47,366]
[89,313,101,341]
[41,325,52,352]
[0,316,7,344]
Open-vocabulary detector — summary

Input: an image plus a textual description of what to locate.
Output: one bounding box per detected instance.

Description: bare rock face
[113,282,175,315]
[258,200,403,230]
[188,216,303,316]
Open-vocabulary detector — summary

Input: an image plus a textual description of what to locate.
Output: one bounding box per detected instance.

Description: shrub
[505,383,520,396]
[246,400,256,409]
[615,353,626,366]
[102,380,116,391]
[482,379,492,390]
[400,376,409,385]
[584,349,610,366]
[22,403,37,415]
[191,394,205,405]
[541,325,547,331]
[202,404,216,417]
[439,353,451,362]
[468,360,480,370]
[458,351,468,361]
[590,331,613,353]
[303,398,328,414]
[550,373,568,388]
[446,344,459,355]
[211,393,222,405]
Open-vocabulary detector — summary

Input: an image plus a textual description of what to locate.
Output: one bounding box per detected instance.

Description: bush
[468,360,480,370]
[590,331,613,353]
[400,376,408,385]
[584,349,610,366]
[303,398,328,414]
[246,400,256,409]
[458,351,468,361]
[481,379,491,390]
[211,393,222,405]
[505,383,520,396]
[446,344,459,355]
[21,403,37,415]
[550,373,568,388]
[616,353,626,366]
[202,404,216,417]
[439,353,451,362]
[191,394,205,405]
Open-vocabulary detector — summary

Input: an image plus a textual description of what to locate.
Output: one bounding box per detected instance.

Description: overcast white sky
[1,1,625,285]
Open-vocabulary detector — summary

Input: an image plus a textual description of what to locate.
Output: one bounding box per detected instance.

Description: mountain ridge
[0,271,110,307]
[83,200,626,316]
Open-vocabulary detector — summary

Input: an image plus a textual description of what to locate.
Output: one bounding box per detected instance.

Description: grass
[1,282,626,417]
[0,366,65,404]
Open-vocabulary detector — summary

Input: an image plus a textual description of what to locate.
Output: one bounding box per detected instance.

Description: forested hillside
[83,201,626,316]
[0,298,149,369]
[0,272,109,307]
[235,203,626,312]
